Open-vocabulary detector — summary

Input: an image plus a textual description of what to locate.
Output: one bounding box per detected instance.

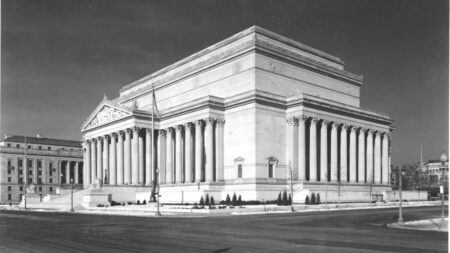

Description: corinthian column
[330,122,339,181]
[138,130,144,185]
[84,141,91,187]
[157,130,166,184]
[96,137,103,182]
[185,123,194,183]
[349,126,357,183]
[320,120,329,182]
[298,116,307,181]
[215,119,225,182]
[358,128,366,183]
[91,139,97,182]
[103,135,109,184]
[374,132,382,184]
[382,133,390,184]
[117,131,124,185]
[205,118,215,182]
[110,133,117,185]
[175,125,184,184]
[366,130,374,184]
[132,127,140,185]
[195,120,204,182]
[340,124,348,182]
[75,162,80,184]
[309,118,318,181]
[124,129,132,184]
[65,161,70,184]
[286,117,298,179]
[166,127,174,184]
[145,128,152,186]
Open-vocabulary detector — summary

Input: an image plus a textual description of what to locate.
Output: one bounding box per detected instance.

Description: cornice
[117,26,361,97]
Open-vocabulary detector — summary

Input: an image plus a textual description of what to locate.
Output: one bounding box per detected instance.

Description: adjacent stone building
[81,26,393,203]
[0,135,83,204]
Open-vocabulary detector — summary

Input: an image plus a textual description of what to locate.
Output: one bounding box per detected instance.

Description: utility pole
[24,136,28,209]
[398,167,404,224]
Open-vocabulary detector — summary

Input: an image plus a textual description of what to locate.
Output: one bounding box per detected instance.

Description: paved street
[0,206,447,253]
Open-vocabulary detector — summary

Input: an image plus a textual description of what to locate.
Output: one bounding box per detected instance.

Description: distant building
[0,135,83,204]
[422,159,449,187]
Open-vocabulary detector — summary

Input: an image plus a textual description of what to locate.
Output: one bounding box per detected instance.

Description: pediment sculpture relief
[86,105,130,129]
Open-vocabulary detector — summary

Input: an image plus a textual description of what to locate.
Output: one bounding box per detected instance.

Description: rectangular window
[38,171,42,176]
[7,186,11,191]
[19,194,23,200]
[18,159,23,167]
[38,179,42,184]
[7,143,11,147]
[38,187,42,191]
[20,186,23,191]
[29,170,33,175]
[38,160,42,168]
[48,147,51,150]
[8,194,11,200]
[7,160,12,167]
[8,177,11,182]
[268,163,274,178]
[19,178,23,184]
[27,159,32,168]
[16,144,20,148]
[27,145,31,149]
[38,146,42,150]
[28,178,32,184]
[49,178,53,183]
[19,169,23,175]
[238,164,242,178]
[7,169,11,175]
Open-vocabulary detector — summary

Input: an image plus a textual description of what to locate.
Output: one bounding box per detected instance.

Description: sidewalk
[388,218,448,232]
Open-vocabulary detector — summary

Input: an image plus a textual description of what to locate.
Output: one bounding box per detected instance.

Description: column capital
[97,136,103,142]
[185,122,194,130]
[167,127,174,135]
[111,132,117,139]
[159,129,166,137]
[132,127,140,133]
[194,120,204,128]
[204,117,215,125]
[341,124,349,131]
[331,122,340,129]
[104,135,110,141]
[310,117,319,125]
[145,128,152,134]
[375,131,382,137]
[367,129,375,135]
[286,117,298,126]
[321,120,330,128]
[350,126,358,133]
[176,125,184,132]
[359,127,367,134]
[297,115,308,124]
[383,132,391,139]
[118,130,126,137]
[126,128,133,135]
[216,119,226,127]
[83,140,91,145]
[91,138,97,143]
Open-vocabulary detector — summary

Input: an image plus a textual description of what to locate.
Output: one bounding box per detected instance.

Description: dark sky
[1,0,448,166]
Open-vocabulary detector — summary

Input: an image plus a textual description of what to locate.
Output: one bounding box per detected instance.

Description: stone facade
[0,135,83,204]
[81,26,393,203]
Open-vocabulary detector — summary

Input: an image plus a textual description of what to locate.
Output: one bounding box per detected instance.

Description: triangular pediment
[82,101,132,131]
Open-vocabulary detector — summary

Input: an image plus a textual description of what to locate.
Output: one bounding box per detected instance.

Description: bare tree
[287,161,297,212]
[336,166,347,206]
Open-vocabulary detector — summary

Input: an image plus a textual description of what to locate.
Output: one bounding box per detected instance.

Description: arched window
[234,157,244,179]
[267,156,278,179]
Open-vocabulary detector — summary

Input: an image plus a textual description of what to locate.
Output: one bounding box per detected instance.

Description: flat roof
[2,136,81,148]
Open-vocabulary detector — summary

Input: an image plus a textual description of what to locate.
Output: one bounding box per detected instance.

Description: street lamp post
[440,152,448,224]
[155,169,161,216]
[398,167,405,224]
[24,183,27,210]
[70,178,74,212]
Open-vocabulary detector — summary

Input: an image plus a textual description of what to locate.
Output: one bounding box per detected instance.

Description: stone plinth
[22,193,41,204]
[82,190,112,207]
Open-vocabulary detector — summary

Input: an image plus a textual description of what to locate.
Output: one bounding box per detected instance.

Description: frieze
[85,105,130,130]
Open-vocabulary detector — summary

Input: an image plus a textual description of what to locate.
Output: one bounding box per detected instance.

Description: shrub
[305,195,310,205]
[199,196,205,206]
[316,194,320,205]
[277,192,282,206]
[137,200,141,205]
[288,194,292,205]
[237,195,242,206]
[232,192,237,206]
[210,196,215,206]
[311,193,316,205]
[226,194,231,206]
[282,191,288,206]
[205,194,210,206]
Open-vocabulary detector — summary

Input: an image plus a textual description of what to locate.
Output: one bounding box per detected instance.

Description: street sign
[440,186,444,194]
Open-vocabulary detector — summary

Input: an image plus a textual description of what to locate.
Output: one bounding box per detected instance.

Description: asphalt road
[0,206,447,253]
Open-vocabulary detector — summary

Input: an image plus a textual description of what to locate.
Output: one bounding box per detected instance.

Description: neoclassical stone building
[81,26,393,203]
[0,135,83,204]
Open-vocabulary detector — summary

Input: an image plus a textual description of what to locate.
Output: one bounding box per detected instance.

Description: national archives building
[81,26,393,203]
